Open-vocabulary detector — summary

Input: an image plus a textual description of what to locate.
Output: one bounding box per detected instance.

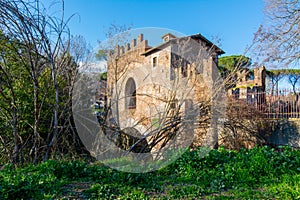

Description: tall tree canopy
[218,55,252,89]
[218,55,251,72]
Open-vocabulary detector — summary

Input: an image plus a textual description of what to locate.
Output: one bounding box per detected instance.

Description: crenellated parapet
[236,65,266,88]
[229,66,266,104]
[113,33,150,57]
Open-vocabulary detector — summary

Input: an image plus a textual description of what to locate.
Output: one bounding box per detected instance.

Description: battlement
[236,65,266,88]
[114,33,150,57]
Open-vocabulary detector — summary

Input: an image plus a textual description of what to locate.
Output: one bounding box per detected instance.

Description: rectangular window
[185,99,193,118]
[170,67,175,80]
[170,99,178,116]
[182,66,187,77]
[153,56,157,67]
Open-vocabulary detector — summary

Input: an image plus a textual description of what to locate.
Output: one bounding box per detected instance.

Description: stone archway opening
[125,78,136,110]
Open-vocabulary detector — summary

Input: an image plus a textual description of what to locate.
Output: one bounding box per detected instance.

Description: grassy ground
[1,146,300,199]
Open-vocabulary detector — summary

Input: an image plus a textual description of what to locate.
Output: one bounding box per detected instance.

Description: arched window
[125,78,136,109]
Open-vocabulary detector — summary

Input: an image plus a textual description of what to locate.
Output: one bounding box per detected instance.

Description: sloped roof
[141,33,225,56]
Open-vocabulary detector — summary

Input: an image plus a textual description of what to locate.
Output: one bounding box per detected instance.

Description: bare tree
[52,35,91,159]
[0,0,83,163]
[266,70,284,95]
[0,63,19,164]
[288,73,300,95]
[219,97,269,149]
[252,0,300,67]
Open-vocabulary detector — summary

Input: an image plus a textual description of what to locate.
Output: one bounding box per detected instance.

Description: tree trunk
[33,79,39,164]
[44,65,59,161]
[12,106,19,165]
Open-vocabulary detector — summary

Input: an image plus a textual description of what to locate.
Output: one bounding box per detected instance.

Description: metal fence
[231,89,300,119]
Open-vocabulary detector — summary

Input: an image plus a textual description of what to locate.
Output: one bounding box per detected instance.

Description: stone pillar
[120,46,125,54]
[138,34,144,43]
[125,43,130,52]
[131,39,136,48]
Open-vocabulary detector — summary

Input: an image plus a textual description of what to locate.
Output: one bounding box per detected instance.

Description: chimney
[162,33,177,42]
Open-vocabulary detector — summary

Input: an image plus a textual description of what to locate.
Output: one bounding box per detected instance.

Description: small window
[170,102,176,109]
[153,57,157,67]
[185,99,193,117]
[170,100,178,109]
[170,67,175,80]
[181,66,187,77]
[169,100,178,116]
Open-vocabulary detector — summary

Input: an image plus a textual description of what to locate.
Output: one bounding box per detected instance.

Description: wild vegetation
[1,146,300,199]
[0,0,300,199]
[0,0,91,165]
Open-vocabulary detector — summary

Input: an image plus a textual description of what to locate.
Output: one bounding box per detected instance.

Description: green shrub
[1,146,300,199]
[84,183,119,199]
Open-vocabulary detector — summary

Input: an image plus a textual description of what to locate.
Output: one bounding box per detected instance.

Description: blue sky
[56,0,265,57]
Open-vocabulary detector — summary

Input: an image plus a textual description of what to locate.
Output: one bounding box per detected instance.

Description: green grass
[1,146,300,199]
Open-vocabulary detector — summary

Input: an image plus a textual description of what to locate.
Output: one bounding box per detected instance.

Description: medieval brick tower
[107,33,224,148]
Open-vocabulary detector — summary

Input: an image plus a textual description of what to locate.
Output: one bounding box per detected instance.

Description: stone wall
[217,117,300,149]
[266,119,300,148]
